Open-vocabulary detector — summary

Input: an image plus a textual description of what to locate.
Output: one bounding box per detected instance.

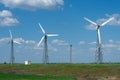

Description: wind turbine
[84,17,114,64]
[9,30,21,64]
[37,23,58,64]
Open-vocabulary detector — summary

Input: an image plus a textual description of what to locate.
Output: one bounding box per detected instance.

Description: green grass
[0,63,120,79]
[0,73,76,80]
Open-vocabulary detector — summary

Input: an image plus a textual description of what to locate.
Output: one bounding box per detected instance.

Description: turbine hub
[97,25,100,30]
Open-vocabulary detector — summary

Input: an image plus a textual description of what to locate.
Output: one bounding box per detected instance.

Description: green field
[0,64,120,80]
[0,73,76,80]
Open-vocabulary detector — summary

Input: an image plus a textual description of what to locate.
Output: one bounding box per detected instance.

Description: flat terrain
[0,64,120,80]
[0,73,76,80]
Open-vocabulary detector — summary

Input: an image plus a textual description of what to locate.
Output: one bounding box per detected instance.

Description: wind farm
[0,0,119,64]
[0,0,120,80]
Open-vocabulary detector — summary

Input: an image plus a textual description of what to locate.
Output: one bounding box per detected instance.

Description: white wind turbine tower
[37,23,58,64]
[84,17,114,64]
[9,30,21,64]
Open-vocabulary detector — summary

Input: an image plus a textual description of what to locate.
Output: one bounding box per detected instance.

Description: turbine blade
[84,17,97,26]
[101,17,114,26]
[47,34,59,37]
[13,40,21,44]
[37,36,45,47]
[38,23,45,34]
[9,30,12,39]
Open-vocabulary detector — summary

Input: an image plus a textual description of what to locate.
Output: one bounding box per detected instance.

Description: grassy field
[0,73,76,80]
[0,64,120,80]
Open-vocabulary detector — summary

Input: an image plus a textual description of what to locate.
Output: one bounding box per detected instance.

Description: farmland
[0,64,120,80]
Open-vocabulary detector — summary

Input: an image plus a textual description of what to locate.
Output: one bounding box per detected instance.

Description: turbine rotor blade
[13,40,21,44]
[9,30,13,39]
[84,17,97,26]
[47,34,59,37]
[38,23,45,34]
[37,36,45,47]
[100,17,114,26]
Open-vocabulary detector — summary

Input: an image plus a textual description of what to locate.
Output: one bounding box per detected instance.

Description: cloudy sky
[0,0,120,63]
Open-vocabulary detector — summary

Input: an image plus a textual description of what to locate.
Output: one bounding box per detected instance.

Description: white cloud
[14,38,37,45]
[33,42,58,52]
[82,40,120,52]
[103,40,120,51]
[0,37,36,45]
[106,14,120,26]
[0,0,64,10]
[79,41,86,45]
[103,44,117,48]
[52,39,69,46]
[85,24,97,30]
[108,39,114,43]
[89,41,96,45]
[85,13,120,30]
[25,40,36,44]
[0,10,12,17]
[33,46,43,50]
[89,47,96,51]
[48,44,58,52]
[14,38,25,43]
[33,41,59,52]
[78,40,120,52]
[0,38,10,43]
[0,10,19,26]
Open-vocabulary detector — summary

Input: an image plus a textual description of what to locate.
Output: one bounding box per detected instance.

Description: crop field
[0,64,120,80]
[0,73,76,80]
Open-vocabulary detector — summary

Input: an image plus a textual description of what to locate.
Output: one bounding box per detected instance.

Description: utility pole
[70,44,72,63]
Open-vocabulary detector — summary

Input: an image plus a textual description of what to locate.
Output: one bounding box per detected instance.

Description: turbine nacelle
[97,25,100,30]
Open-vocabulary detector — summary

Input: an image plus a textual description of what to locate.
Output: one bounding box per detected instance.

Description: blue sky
[0,0,120,63]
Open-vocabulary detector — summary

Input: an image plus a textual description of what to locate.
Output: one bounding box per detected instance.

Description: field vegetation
[0,63,120,80]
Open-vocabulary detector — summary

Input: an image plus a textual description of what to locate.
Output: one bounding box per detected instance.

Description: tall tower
[70,44,72,63]
[44,35,49,64]
[96,26,102,64]
[10,39,14,64]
